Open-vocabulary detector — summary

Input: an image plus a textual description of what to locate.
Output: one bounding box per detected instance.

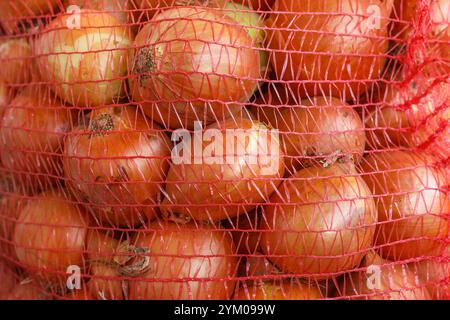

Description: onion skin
[0,194,27,260]
[0,0,61,35]
[229,211,262,255]
[234,280,322,300]
[64,106,171,228]
[161,118,285,222]
[261,163,377,279]
[0,82,12,119]
[7,279,53,300]
[130,7,260,129]
[269,97,365,171]
[86,230,124,300]
[337,252,431,300]
[359,150,450,260]
[268,0,389,100]
[13,189,88,283]
[0,39,32,85]
[0,87,74,194]
[35,10,133,107]
[129,221,238,300]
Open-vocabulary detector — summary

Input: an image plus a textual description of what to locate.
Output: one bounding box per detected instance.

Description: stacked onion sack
[0,0,448,300]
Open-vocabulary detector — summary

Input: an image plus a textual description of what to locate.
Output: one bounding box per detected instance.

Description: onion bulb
[35,10,133,107]
[64,0,130,24]
[128,221,238,300]
[359,150,450,260]
[161,118,284,222]
[337,251,431,300]
[130,7,260,129]
[0,39,32,85]
[0,86,74,194]
[13,189,88,283]
[64,106,171,228]
[267,96,365,171]
[0,260,17,299]
[268,0,390,100]
[234,280,322,300]
[261,162,376,279]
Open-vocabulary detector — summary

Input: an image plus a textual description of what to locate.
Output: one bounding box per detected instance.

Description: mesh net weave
[0,0,449,300]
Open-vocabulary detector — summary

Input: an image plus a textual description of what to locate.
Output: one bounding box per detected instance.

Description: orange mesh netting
[0,0,448,300]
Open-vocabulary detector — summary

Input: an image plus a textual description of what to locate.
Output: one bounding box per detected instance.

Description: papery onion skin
[161,118,284,222]
[128,221,238,300]
[234,280,322,300]
[268,0,389,100]
[130,7,260,129]
[337,252,431,300]
[0,39,32,85]
[35,10,133,107]
[64,106,171,228]
[0,82,12,119]
[7,279,53,300]
[0,194,27,260]
[0,87,74,194]
[0,260,17,299]
[260,162,377,279]
[12,189,88,283]
[0,0,61,35]
[86,230,124,300]
[359,150,450,260]
[64,0,130,24]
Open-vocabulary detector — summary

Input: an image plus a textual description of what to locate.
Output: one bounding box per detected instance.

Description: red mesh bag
[0,0,448,300]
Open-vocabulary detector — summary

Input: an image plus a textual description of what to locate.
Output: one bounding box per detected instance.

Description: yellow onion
[35,10,133,107]
[0,39,32,85]
[130,7,260,129]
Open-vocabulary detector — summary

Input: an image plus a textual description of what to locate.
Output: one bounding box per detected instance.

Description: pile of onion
[267,0,391,99]
[13,189,88,284]
[359,150,449,260]
[161,117,284,222]
[35,10,133,107]
[261,162,377,279]
[129,6,260,129]
[64,106,171,228]
[0,86,74,194]
[128,221,238,300]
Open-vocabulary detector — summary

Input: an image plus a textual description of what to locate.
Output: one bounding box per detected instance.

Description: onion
[337,251,431,300]
[268,0,390,100]
[261,162,377,279]
[0,82,13,119]
[0,0,61,35]
[268,96,365,172]
[234,280,322,300]
[130,6,260,129]
[0,86,74,194]
[0,194,27,260]
[86,230,124,300]
[0,39,32,85]
[35,10,133,107]
[64,106,171,228]
[13,189,88,283]
[161,118,284,222]
[128,221,238,300]
[359,150,450,260]
[228,211,262,255]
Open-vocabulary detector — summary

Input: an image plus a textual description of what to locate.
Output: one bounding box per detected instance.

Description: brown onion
[161,118,284,222]
[35,10,133,107]
[64,0,130,24]
[359,150,450,260]
[0,39,32,85]
[234,280,322,300]
[268,0,390,100]
[337,251,431,300]
[130,6,260,129]
[13,189,88,283]
[128,221,238,300]
[0,86,74,194]
[261,162,376,279]
[64,106,171,228]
